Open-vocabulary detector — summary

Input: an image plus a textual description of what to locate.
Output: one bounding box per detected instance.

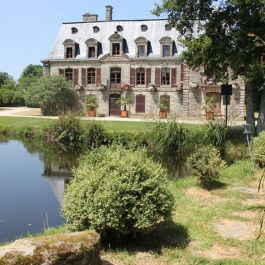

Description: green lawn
[35,161,265,265]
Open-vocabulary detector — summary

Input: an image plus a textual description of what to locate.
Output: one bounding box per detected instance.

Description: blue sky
[0,0,164,80]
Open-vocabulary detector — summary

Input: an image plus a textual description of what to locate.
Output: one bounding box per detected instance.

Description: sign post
[221,84,232,127]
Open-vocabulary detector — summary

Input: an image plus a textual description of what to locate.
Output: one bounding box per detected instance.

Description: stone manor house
[42,6,245,119]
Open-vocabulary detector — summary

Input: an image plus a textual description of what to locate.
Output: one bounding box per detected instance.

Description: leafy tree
[0,72,14,87]
[26,75,81,116]
[18,64,43,92]
[153,0,265,134]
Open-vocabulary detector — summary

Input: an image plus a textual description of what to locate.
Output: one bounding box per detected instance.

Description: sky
[0,0,164,80]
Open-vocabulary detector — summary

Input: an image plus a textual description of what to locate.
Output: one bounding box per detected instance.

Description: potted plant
[118,95,134,118]
[85,95,98,117]
[121,82,131,90]
[159,96,170,119]
[204,96,216,120]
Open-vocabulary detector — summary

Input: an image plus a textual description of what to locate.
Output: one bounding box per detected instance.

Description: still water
[0,140,72,243]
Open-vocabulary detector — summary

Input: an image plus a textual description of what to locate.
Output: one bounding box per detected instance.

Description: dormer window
[138,45,145,57]
[165,24,172,31]
[85,38,98,58]
[112,43,120,55]
[135,37,149,58]
[109,33,123,56]
[93,26,100,33]
[163,45,171,57]
[159,37,174,58]
[116,25,123,32]
[71,27,78,34]
[63,39,76,59]
[141,25,148,32]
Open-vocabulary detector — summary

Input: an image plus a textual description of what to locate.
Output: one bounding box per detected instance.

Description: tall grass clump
[147,120,189,155]
[45,114,84,150]
[202,120,227,148]
[83,121,106,148]
[63,145,174,238]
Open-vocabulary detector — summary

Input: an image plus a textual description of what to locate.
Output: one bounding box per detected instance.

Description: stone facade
[42,6,245,120]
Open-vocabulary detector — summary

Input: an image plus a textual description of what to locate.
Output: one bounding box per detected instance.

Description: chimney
[105,5,113,21]
[83,13,98,22]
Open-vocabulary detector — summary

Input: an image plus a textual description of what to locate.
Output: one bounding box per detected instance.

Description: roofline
[62,18,168,25]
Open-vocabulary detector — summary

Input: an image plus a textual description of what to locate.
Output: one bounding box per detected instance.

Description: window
[141,25,148,32]
[65,68,73,81]
[66,47,73,58]
[87,68,96,84]
[112,43,120,56]
[136,68,145,85]
[71,27,78,34]
[161,67,170,85]
[162,45,171,57]
[110,68,121,87]
[136,94,145,113]
[165,24,172,31]
[88,46,96,58]
[116,25,123,32]
[137,45,145,57]
[160,37,173,57]
[93,26,100,33]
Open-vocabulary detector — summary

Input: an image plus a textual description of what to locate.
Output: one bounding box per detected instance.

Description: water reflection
[0,139,76,243]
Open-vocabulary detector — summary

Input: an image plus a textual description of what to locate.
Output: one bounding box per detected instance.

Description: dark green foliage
[253,131,265,168]
[26,75,81,116]
[147,120,189,154]
[63,145,174,237]
[45,115,84,150]
[187,145,226,189]
[202,121,227,148]
[83,121,106,148]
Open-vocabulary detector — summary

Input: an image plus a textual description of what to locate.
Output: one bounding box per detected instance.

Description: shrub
[253,131,265,168]
[63,145,174,237]
[147,120,189,154]
[202,120,227,148]
[45,114,84,150]
[187,145,226,189]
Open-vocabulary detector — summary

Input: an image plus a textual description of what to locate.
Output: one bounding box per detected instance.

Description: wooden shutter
[146,68,151,87]
[81,68,87,86]
[136,94,145,113]
[59,69,64,76]
[155,68,161,87]
[73,69,79,86]
[181,63,185,82]
[96,68,101,86]
[130,68,136,87]
[171,68,177,87]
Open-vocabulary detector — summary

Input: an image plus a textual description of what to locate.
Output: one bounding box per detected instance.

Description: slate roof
[47,19,183,60]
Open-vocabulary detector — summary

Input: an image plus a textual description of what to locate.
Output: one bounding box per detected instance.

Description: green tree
[18,64,43,92]
[153,0,265,134]
[0,72,14,87]
[27,75,81,116]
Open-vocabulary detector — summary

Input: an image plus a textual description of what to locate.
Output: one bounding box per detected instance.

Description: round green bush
[187,145,226,189]
[253,132,265,168]
[63,145,174,236]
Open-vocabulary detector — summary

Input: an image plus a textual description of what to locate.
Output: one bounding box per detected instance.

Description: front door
[109,94,121,116]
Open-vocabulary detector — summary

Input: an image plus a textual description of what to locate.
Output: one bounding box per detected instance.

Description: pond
[0,140,72,243]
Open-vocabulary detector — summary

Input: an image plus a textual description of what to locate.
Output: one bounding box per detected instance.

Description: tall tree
[18,64,43,92]
[0,72,14,88]
[153,0,265,134]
